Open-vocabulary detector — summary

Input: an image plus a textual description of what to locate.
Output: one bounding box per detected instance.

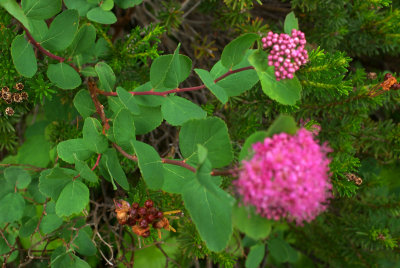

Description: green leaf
[57,139,93,164]
[161,96,207,126]
[11,34,37,78]
[195,69,228,104]
[28,179,46,203]
[39,168,76,200]
[115,0,143,9]
[4,166,32,189]
[245,244,265,268]
[95,62,116,92]
[73,229,96,256]
[47,63,82,90]
[162,164,195,194]
[132,82,165,107]
[82,118,109,154]
[100,148,129,190]
[64,0,95,17]
[73,155,99,183]
[284,11,299,35]
[41,9,79,51]
[268,238,298,263]
[221,33,259,69]
[0,0,33,32]
[22,0,62,20]
[40,214,63,234]
[133,141,163,190]
[210,50,259,97]
[179,117,233,168]
[265,115,298,137]
[81,66,97,77]
[0,193,25,223]
[73,90,96,118]
[29,19,48,42]
[100,0,114,10]
[239,131,268,162]
[55,180,89,217]
[132,105,163,135]
[0,232,15,255]
[87,7,117,24]
[70,24,97,55]
[116,87,140,114]
[19,217,38,237]
[232,204,272,240]
[114,109,136,154]
[150,46,192,89]
[95,37,110,58]
[257,66,301,105]
[51,246,91,268]
[248,49,269,72]
[17,134,51,168]
[182,154,234,252]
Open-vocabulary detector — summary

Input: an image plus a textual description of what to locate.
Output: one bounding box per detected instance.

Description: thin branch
[97,66,255,97]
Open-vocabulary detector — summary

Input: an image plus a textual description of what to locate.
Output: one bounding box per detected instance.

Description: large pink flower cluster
[261,29,308,81]
[235,129,332,225]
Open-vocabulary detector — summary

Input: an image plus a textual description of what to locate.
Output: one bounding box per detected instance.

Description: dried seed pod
[138,207,147,216]
[384,73,393,80]
[1,86,9,93]
[345,173,363,186]
[139,219,149,228]
[12,93,22,103]
[14,82,24,91]
[2,91,11,100]
[367,72,377,80]
[21,91,28,100]
[381,76,397,91]
[131,225,150,237]
[114,200,131,225]
[131,202,139,209]
[5,107,14,116]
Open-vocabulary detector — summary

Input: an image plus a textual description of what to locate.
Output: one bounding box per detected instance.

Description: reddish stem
[92,154,102,171]
[97,66,255,97]
[22,26,80,72]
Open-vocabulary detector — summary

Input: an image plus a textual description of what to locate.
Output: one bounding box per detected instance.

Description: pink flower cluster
[235,129,332,225]
[262,29,309,81]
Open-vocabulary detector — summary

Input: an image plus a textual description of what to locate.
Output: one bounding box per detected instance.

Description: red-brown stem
[91,154,102,171]
[113,143,237,176]
[22,26,80,72]
[97,66,255,97]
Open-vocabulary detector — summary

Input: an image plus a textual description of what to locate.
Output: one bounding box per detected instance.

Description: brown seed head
[21,91,28,100]
[2,91,11,100]
[5,107,14,116]
[1,86,9,93]
[12,93,22,103]
[15,82,24,91]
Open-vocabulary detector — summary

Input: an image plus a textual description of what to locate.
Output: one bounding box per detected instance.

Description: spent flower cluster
[262,29,308,80]
[235,129,332,225]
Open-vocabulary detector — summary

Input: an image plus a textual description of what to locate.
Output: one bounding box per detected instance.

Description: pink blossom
[262,29,309,81]
[235,129,332,225]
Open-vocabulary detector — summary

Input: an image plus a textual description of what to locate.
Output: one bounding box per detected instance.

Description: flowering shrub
[236,129,332,224]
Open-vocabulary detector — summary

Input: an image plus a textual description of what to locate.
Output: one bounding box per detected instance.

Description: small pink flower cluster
[262,29,308,81]
[235,129,332,225]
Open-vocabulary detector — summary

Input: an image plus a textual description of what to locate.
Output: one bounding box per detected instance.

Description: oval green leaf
[11,35,37,78]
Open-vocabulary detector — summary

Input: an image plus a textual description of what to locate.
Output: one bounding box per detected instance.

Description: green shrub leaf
[132,105,163,135]
[22,0,62,20]
[4,166,31,189]
[117,87,141,114]
[73,90,96,118]
[245,244,265,268]
[232,204,272,240]
[133,141,164,190]
[284,11,299,35]
[47,62,82,90]
[100,148,129,190]
[70,24,97,55]
[73,155,99,183]
[41,9,79,51]
[39,168,76,200]
[40,214,63,234]
[82,117,109,154]
[221,33,259,69]
[161,96,207,126]
[195,69,228,104]
[115,0,143,9]
[0,193,25,223]
[95,62,116,92]
[179,117,233,168]
[0,0,33,32]
[11,34,37,78]
[257,66,301,105]
[114,108,136,154]
[55,180,89,217]
[162,164,195,194]
[57,139,93,164]
[87,7,117,24]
